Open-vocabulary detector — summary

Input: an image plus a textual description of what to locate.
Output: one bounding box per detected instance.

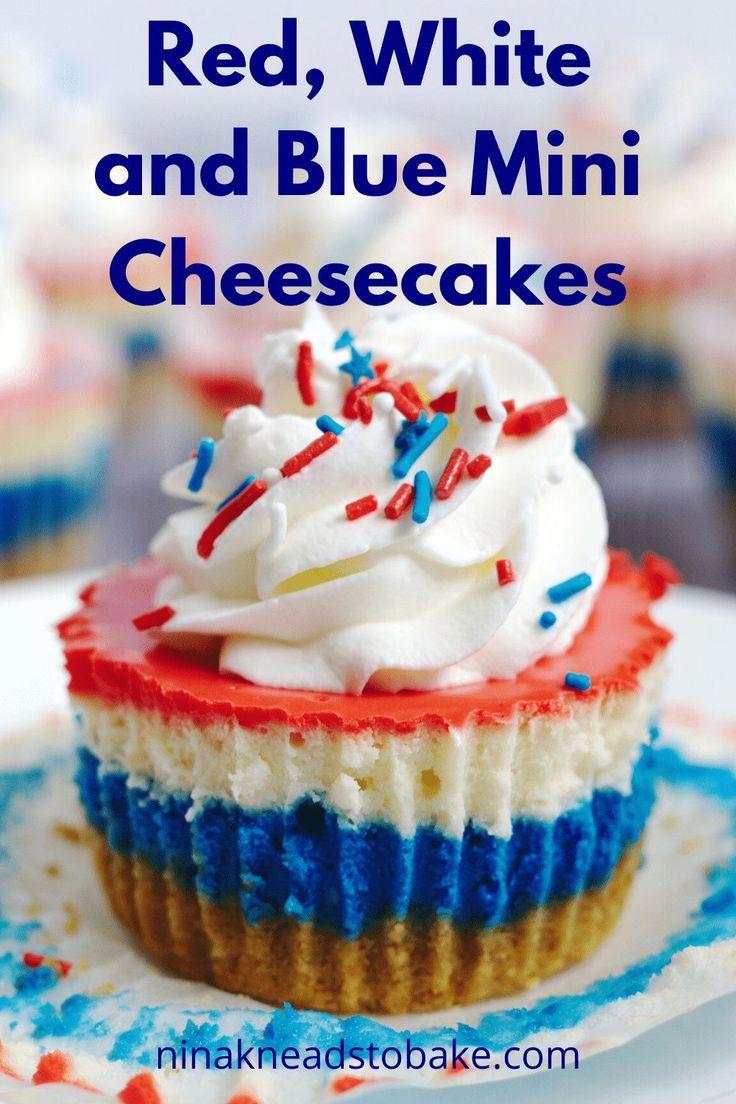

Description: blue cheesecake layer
[0,443,111,554]
[77,742,655,939]
[701,413,736,492]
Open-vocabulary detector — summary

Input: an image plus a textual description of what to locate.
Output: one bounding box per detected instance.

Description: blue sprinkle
[565,672,591,692]
[339,346,374,387]
[392,413,449,480]
[216,475,254,512]
[14,965,58,994]
[334,329,355,350]
[187,438,215,493]
[548,572,592,604]
[316,415,344,436]
[539,610,557,629]
[394,411,428,453]
[412,470,432,524]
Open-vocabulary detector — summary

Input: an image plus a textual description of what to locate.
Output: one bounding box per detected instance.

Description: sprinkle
[281,431,338,478]
[429,390,457,414]
[496,559,515,586]
[466,453,492,479]
[345,495,378,521]
[187,438,215,493]
[295,340,316,406]
[503,396,569,437]
[435,448,469,500]
[22,953,72,977]
[384,483,414,519]
[565,672,591,692]
[197,479,267,559]
[399,380,424,410]
[548,572,592,603]
[316,414,344,435]
[539,610,557,629]
[392,412,449,479]
[394,411,428,453]
[373,392,395,415]
[262,467,281,487]
[119,1071,165,1104]
[356,396,373,424]
[339,346,374,386]
[412,470,432,523]
[216,475,254,511]
[132,605,175,631]
[389,382,422,421]
[373,360,389,377]
[474,399,516,423]
[334,329,354,350]
[342,378,381,419]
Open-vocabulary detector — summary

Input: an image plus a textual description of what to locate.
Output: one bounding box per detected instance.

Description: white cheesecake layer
[73,658,664,840]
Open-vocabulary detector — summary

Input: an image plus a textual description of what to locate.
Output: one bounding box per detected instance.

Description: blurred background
[1,0,735,590]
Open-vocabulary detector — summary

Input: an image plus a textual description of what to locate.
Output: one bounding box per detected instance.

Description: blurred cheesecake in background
[525,51,736,440]
[0,35,211,420]
[0,240,123,578]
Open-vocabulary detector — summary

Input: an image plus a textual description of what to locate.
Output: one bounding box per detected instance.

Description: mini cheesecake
[59,550,675,1013]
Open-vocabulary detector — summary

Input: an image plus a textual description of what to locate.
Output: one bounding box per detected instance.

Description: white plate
[0,572,735,1104]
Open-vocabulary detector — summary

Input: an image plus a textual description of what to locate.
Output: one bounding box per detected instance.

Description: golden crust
[90,831,641,1014]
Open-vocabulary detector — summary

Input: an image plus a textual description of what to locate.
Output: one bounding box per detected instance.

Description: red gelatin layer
[58,551,673,735]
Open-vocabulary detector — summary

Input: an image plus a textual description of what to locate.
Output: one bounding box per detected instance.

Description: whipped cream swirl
[150,310,608,693]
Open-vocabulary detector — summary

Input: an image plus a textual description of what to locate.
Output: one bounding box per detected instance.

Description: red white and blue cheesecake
[59,311,679,1012]
[0,246,121,578]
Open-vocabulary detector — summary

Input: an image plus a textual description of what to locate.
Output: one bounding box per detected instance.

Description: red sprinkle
[503,396,568,437]
[57,959,72,977]
[343,379,378,419]
[356,396,373,424]
[399,380,424,410]
[332,1077,370,1094]
[343,378,421,422]
[295,340,316,406]
[373,361,389,378]
[474,405,493,422]
[384,483,414,519]
[466,453,492,479]
[23,952,44,968]
[197,480,267,559]
[345,495,378,521]
[281,431,338,478]
[77,582,96,604]
[119,1071,165,1104]
[132,605,175,632]
[496,559,515,586]
[33,1052,74,1086]
[429,391,457,414]
[503,399,516,414]
[435,448,469,500]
